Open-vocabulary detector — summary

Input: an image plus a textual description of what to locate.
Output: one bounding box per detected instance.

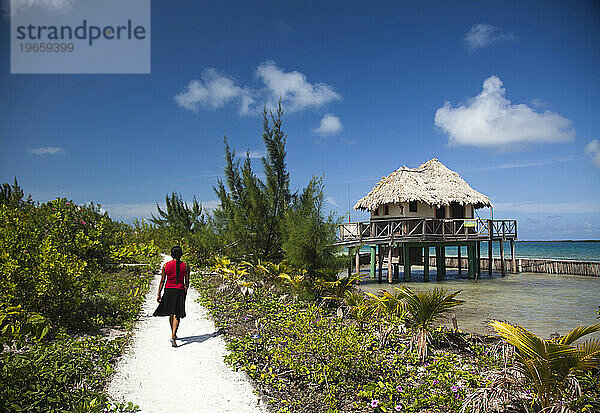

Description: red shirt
[164,260,187,289]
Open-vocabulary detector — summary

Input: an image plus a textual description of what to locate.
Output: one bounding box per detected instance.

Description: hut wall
[370,202,476,220]
[371,203,404,218]
[401,201,435,218]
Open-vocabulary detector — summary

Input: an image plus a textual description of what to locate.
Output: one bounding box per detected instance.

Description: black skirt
[153,288,186,318]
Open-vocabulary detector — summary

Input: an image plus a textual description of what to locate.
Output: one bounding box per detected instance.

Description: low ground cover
[0,266,154,413]
[192,269,501,413]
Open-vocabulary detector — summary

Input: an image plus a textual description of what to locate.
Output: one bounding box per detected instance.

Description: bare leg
[171,315,180,340]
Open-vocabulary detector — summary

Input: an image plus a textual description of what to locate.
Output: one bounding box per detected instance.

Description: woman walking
[154,246,189,347]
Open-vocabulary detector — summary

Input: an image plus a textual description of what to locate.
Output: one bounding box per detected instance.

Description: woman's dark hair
[171,246,183,284]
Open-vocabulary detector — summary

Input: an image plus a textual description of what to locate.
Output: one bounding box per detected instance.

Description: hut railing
[335,218,517,244]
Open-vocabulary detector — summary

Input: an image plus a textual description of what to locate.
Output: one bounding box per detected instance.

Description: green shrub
[0,305,49,351]
[0,204,91,326]
[0,182,158,412]
[0,336,138,413]
[109,240,161,267]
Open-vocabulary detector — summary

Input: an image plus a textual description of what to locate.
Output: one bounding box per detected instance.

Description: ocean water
[361,241,600,261]
[359,270,600,338]
[355,241,600,337]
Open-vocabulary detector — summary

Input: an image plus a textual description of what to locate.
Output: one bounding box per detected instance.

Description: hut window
[374,207,379,216]
[383,205,389,215]
[409,201,417,213]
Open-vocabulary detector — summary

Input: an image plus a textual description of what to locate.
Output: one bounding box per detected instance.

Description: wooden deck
[335,218,517,247]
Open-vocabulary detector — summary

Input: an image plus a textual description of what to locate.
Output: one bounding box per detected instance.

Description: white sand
[107,255,265,413]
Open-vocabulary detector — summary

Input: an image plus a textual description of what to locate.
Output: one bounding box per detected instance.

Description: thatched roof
[354,159,492,211]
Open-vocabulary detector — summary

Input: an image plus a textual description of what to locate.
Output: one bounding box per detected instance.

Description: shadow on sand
[177,330,223,347]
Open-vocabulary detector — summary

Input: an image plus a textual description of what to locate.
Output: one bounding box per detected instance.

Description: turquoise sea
[362,241,600,261]
[357,240,600,337]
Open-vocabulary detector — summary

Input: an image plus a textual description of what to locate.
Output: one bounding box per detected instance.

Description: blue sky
[1,0,599,240]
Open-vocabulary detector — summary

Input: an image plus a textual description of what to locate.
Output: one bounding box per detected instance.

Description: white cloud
[174,69,254,114]
[27,146,65,155]
[102,200,220,221]
[7,0,73,16]
[530,98,549,109]
[464,23,516,51]
[326,196,339,207]
[256,61,341,112]
[236,150,265,159]
[493,201,600,214]
[100,203,157,221]
[313,114,343,136]
[434,75,575,147]
[201,200,220,211]
[470,154,580,171]
[175,61,340,115]
[584,140,600,168]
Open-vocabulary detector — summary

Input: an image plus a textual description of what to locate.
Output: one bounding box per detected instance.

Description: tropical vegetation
[461,321,600,412]
[0,179,160,412]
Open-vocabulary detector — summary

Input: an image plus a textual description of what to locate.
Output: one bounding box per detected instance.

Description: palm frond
[575,337,600,371]
[557,323,600,345]
[489,320,549,361]
[396,286,463,327]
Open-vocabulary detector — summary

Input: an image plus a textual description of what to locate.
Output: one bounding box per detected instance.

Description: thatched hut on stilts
[336,159,517,282]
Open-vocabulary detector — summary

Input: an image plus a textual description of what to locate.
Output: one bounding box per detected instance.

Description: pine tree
[283,176,342,278]
[150,192,204,236]
[213,103,290,261]
[0,178,34,209]
[213,102,341,274]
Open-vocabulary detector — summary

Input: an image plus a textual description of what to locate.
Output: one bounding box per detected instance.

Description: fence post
[511,239,516,274]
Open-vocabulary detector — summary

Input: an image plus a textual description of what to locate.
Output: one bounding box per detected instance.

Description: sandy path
[107,255,265,413]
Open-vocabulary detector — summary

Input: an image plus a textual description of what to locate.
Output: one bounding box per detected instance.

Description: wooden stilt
[355,251,360,276]
[437,246,446,279]
[488,220,493,276]
[467,242,475,278]
[500,239,505,276]
[435,246,441,279]
[488,240,493,275]
[378,245,383,283]
[394,246,399,279]
[510,239,516,274]
[423,246,430,282]
[442,246,447,277]
[403,244,411,281]
[370,245,376,278]
[387,243,393,284]
[476,241,481,277]
[348,249,352,276]
[457,245,462,274]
